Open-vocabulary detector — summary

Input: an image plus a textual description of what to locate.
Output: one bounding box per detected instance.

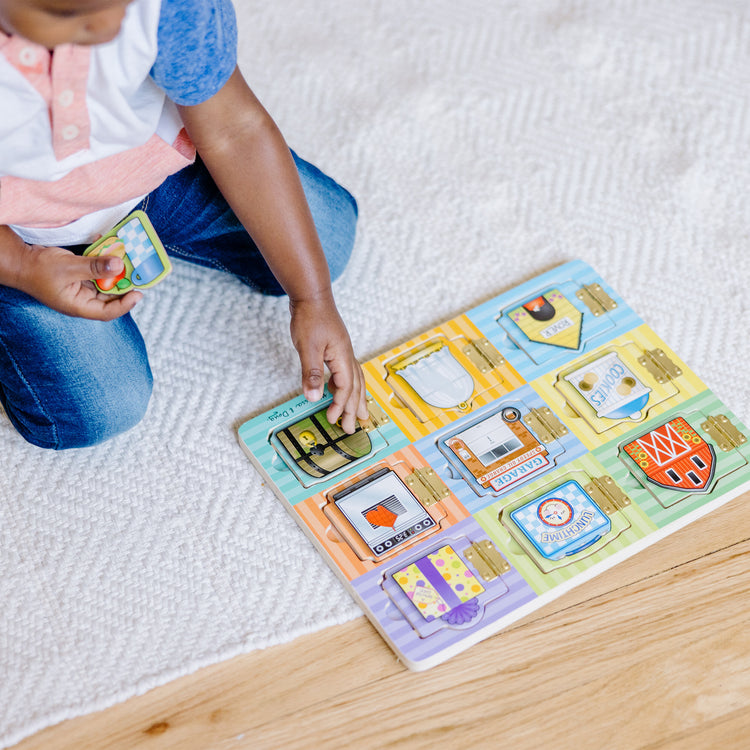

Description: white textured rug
[3,1,750,745]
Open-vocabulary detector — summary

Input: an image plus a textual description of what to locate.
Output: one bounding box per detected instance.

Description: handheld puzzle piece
[84,210,171,294]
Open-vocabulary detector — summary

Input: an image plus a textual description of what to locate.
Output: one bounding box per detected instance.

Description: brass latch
[523,406,568,442]
[701,415,747,452]
[576,284,617,316]
[637,348,682,383]
[405,467,450,507]
[360,394,389,432]
[464,539,510,582]
[584,475,631,515]
[462,338,505,373]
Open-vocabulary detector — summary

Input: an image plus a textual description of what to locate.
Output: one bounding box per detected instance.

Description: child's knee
[326,184,358,283]
[70,373,154,449]
[0,293,154,449]
[6,369,153,450]
[292,152,358,282]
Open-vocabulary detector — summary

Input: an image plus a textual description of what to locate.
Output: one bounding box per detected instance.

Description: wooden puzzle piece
[260,393,395,493]
[564,350,651,420]
[490,463,635,578]
[419,387,588,516]
[444,406,548,490]
[376,524,519,643]
[273,405,372,479]
[616,410,749,513]
[390,340,474,410]
[508,480,611,561]
[384,337,479,417]
[393,544,485,624]
[293,445,471,580]
[439,404,557,496]
[493,279,619,370]
[325,466,441,560]
[84,210,171,294]
[550,338,685,441]
[508,289,583,350]
[623,417,716,493]
[363,316,524,442]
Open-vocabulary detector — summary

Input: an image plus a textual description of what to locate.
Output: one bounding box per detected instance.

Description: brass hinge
[701,415,747,452]
[464,539,510,582]
[360,395,389,432]
[637,348,682,383]
[584,475,631,515]
[405,467,450,507]
[523,406,568,442]
[576,284,617,316]
[462,338,505,373]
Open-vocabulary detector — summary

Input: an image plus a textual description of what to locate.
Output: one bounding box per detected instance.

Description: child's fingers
[86,290,143,321]
[337,362,368,424]
[324,362,352,427]
[299,343,326,404]
[76,252,125,281]
[326,357,367,434]
[356,369,368,420]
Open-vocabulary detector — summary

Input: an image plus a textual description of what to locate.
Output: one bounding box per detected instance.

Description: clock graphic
[509,480,614,561]
[537,498,573,527]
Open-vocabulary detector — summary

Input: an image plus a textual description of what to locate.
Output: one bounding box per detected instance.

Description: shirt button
[58,89,74,107]
[61,124,80,141]
[19,47,37,67]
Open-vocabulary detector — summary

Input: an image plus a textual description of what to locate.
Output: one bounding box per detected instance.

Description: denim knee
[70,370,153,449]
[0,290,153,450]
[293,153,358,282]
[6,368,153,450]
[325,184,358,283]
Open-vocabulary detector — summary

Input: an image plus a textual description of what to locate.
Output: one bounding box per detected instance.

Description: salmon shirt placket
[0,35,92,160]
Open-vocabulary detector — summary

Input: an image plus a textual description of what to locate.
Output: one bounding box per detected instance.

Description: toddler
[0,0,367,449]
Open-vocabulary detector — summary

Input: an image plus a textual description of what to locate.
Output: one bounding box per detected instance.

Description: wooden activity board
[238,260,750,670]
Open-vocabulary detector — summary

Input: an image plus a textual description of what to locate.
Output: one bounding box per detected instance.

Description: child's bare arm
[177,67,367,433]
[0,225,141,320]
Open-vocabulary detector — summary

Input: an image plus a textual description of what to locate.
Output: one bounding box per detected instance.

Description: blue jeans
[0,154,358,449]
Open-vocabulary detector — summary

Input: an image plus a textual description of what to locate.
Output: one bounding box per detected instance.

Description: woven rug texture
[2,0,749,745]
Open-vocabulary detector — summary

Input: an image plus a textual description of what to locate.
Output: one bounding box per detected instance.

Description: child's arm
[177,67,368,433]
[0,225,142,320]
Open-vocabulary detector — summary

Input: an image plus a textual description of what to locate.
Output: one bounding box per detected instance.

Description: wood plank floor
[12,490,750,750]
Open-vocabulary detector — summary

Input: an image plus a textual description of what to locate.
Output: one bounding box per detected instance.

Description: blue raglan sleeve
[150,0,238,106]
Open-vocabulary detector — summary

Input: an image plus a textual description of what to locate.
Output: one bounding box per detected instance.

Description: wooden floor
[12,490,750,750]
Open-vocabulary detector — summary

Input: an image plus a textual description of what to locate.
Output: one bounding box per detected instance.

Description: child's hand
[289,293,368,434]
[18,243,142,320]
